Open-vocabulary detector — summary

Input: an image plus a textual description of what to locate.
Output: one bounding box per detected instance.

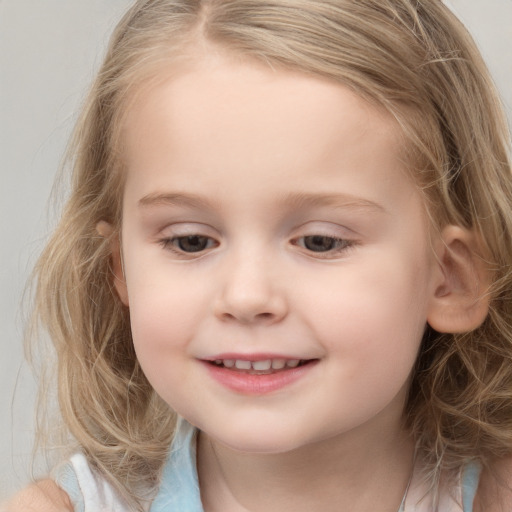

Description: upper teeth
[214,359,301,370]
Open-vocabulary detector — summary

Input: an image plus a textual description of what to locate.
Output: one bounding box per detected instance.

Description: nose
[213,252,288,325]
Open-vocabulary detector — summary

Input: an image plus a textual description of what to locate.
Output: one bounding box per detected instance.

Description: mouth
[201,356,319,394]
[206,358,316,374]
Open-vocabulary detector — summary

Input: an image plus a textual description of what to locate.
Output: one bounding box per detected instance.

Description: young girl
[4,0,512,511]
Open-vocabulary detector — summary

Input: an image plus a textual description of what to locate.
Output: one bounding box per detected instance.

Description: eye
[294,235,353,254]
[161,235,218,253]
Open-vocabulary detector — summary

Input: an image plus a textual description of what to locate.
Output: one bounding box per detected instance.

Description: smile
[210,358,305,373]
[202,357,319,394]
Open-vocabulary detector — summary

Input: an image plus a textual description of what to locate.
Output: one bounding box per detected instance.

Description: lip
[203,352,304,362]
[200,355,319,395]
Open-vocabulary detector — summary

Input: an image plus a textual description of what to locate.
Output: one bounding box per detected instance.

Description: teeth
[252,360,272,371]
[216,358,304,370]
[235,360,252,370]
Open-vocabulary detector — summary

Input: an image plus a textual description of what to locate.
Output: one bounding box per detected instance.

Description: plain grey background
[1,0,511,498]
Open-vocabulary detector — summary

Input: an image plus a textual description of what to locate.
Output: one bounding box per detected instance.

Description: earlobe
[97,221,129,307]
[427,225,490,333]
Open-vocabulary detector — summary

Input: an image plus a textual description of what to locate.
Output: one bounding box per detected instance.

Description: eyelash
[158,234,355,258]
[159,235,218,256]
[292,235,355,257]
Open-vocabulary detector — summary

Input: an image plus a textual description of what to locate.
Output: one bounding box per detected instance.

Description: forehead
[126,53,401,141]
[120,54,416,211]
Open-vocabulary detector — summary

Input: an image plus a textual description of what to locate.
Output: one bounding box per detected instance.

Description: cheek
[129,290,197,353]
[302,250,431,375]
[126,282,206,415]
[125,246,208,324]
[123,261,208,372]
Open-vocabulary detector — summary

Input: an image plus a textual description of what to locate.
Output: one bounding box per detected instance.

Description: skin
[4,52,507,512]
[1,480,72,512]
[114,53,445,511]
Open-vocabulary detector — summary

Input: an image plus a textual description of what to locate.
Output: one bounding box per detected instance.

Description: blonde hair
[32,0,512,508]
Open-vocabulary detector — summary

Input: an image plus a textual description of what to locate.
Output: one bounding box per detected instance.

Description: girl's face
[117,53,441,453]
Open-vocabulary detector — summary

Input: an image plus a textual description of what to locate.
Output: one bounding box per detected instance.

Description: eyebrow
[280,191,387,214]
[138,191,386,214]
[139,192,215,210]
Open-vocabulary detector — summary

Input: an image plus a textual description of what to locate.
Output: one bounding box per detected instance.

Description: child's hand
[0,480,73,512]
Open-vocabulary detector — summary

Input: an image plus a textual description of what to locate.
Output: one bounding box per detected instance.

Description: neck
[197,417,415,512]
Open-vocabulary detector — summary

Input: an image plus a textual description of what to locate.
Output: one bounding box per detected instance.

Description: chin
[205,422,313,455]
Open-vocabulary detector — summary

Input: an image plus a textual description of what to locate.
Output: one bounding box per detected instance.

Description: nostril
[213,291,288,324]
[221,311,274,323]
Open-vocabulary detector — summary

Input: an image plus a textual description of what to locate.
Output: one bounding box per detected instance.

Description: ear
[97,221,129,306]
[427,225,490,333]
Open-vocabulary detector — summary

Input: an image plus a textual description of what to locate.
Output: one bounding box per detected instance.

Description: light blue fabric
[53,451,130,511]
[53,462,85,512]
[461,461,482,512]
[149,417,204,512]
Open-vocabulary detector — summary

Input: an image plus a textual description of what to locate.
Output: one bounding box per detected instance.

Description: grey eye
[302,235,339,252]
[175,235,212,252]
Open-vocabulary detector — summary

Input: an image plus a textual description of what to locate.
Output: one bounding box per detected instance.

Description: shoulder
[0,480,73,512]
[474,456,512,512]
